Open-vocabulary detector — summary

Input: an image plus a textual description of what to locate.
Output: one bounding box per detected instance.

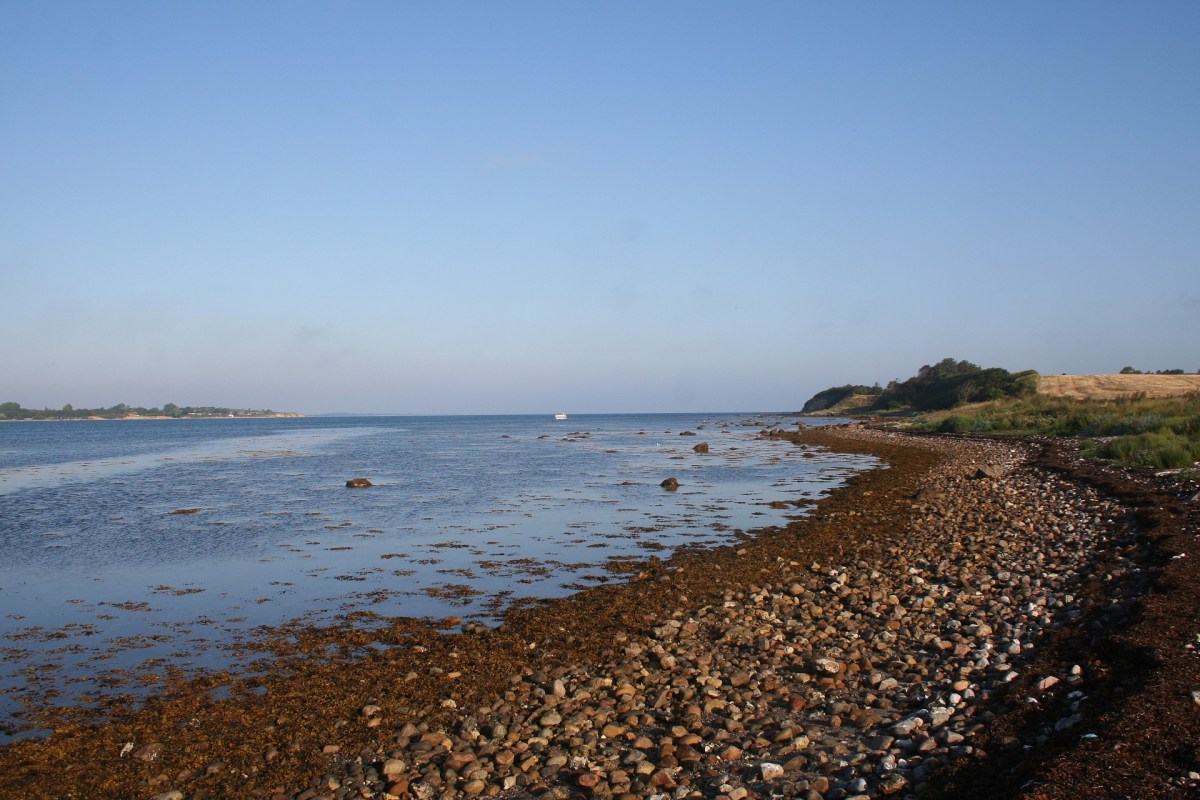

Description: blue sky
[2,2,1197,414]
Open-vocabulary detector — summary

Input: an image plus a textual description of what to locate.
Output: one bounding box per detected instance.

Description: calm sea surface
[0,412,873,734]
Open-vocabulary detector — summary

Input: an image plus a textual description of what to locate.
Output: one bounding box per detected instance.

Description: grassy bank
[914,393,1200,470]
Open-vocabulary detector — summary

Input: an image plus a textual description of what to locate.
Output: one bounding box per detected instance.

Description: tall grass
[918,393,1200,470]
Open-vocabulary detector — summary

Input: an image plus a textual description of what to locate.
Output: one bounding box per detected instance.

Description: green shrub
[909,392,1200,470]
[1095,428,1200,469]
[1154,445,1197,469]
[939,416,969,433]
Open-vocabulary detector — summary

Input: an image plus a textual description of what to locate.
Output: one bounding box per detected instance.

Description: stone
[649,769,677,788]
[812,658,842,675]
[660,477,680,490]
[577,773,602,788]
[760,762,785,781]
[133,742,164,761]
[444,751,475,771]
[928,706,953,726]
[719,745,743,760]
[973,464,1008,479]
[867,734,895,751]
[345,478,373,488]
[693,442,710,454]
[1055,714,1082,731]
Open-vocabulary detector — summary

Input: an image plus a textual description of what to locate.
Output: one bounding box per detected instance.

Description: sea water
[0,412,873,734]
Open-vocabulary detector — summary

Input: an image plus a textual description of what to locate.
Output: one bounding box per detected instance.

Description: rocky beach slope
[3,427,1197,800]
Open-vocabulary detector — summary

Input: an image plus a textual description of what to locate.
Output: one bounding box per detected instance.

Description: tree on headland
[802,358,1037,415]
[874,358,1034,411]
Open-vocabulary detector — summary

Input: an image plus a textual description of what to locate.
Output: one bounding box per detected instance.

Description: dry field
[1038,373,1200,400]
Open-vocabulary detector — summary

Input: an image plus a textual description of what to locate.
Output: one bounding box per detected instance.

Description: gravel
[269,430,1133,800]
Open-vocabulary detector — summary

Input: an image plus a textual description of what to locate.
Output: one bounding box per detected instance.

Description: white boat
[554,412,568,420]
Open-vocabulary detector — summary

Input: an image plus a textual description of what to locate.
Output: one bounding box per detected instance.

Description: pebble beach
[3,425,1196,800]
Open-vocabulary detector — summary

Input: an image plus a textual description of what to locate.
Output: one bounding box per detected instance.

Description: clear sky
[2,2,1198,414]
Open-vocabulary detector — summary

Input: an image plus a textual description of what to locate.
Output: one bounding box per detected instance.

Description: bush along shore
[3,427,1198,799]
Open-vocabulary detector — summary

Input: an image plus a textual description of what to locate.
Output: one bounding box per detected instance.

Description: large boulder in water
[693,442,709,454]
[660,477,680,490]
[346,478,374,488]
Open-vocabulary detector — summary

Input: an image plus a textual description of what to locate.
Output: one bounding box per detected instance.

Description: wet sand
[1,426,1196,799]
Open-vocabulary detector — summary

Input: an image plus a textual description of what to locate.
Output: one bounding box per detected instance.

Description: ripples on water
[0,413,873,734]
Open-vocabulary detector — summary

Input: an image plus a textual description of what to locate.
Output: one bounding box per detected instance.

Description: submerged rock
[660,477,680,490]
[345,478,374,488]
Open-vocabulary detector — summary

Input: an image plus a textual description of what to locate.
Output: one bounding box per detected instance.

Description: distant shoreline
[0,412,304,423]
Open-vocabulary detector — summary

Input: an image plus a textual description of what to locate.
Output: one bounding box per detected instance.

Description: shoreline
[1,427,1194,799]
[0,413,304,422]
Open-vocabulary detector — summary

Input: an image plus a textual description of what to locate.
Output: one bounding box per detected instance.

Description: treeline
[1119,366,1193,375]
[803,358,1038,414]
[0,402,285,420]
[877,359,1038,411]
